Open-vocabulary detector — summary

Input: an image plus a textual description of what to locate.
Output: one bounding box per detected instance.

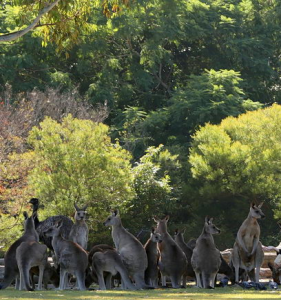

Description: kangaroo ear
[258,202,264,208]
[182,228,186,234]
[205,216,210,224]
[55,220,63,228]
[113,209,119,216]
[74,202,79,211]
[151,227,155,233]
[82,204,88,211]
[23,211,28,219]
[164,215,170,222]
[153,216,160,223]
[175,229,178,235]
[251,202,256,208]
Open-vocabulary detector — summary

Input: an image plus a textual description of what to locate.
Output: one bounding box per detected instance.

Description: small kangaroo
[103,210,151,289]
[44,221,88,290]
[191,217,221,288]
[231,202,265,283]
[16,241,48,290]
[144,228,162,288]
[30,262,60,290]
[154,216,188,288]
[92,247,136,290]
[69,203,89,250]
[0,212,39,290]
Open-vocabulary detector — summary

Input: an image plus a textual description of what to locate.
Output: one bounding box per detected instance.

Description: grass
[0,287,281,300]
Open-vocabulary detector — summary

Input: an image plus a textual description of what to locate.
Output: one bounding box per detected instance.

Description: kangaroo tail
[0,270,17,290]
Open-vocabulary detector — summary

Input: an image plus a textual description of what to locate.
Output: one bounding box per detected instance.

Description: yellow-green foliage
[189,104,281,217]
[27,115,135,229]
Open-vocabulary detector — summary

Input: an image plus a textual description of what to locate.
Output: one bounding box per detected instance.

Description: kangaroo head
[74,203,88,221]
[249,202,265,219]
[103,209,121,226]
[204,217,220,234]
[150,227,162,243]
[23,211,35,231]
[174,228,185,241]
[44,221,63,237]
[153,215,169,234]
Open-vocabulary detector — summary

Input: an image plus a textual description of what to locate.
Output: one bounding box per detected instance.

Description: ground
[0,287,281,300]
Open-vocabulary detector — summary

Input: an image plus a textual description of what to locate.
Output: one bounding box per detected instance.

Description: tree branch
[0,0,61,42]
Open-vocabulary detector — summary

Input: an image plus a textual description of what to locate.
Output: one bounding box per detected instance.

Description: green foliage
[123,145,179,237]
[189,104,281,219]
[27,115,135,232]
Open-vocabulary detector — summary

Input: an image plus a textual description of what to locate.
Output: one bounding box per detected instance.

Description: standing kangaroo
[44,221,88,290]
[0,212,39,290]
[232,202,265,283]
[16,241,48,290]
[69,203,88,250]
[174,229,195,279]
[154,216,187,288]
[103,210,151,289]
[144,228,162,288]
[191,217,221,289]
[92,247,136,290]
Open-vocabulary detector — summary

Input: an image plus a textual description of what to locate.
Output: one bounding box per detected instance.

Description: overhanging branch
[0,0,61,42]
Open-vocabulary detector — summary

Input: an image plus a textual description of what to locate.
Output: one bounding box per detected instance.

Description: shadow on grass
[1,287,281,300]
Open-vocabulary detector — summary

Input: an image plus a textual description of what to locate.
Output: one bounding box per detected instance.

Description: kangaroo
[30,262,60,290]
[144,228,162,288]
[44,221,88,290]
[69,203,89,250]
[103,210,151,289]
[174,229,195,280]
[92,247,136,290]
[0,212,39,290]
[154,216,188,288]
[231,202,265,283]
[191,217,221,288]
[16,241,48,290]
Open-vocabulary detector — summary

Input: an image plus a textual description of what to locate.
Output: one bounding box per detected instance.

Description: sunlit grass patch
[0,287,281,300]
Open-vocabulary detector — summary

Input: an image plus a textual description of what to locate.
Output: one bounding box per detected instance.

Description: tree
[0,0,130,47]
[189,104,281,227]
[27,115,135,231]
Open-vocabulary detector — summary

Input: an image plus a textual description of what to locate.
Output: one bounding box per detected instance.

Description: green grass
[0,287,281,300]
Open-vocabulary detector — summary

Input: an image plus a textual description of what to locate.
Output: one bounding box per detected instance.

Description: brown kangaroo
[231,202,265,283]
[16,241,48,290]
[191,217,221,288]
[154,216,187,288]
[0,212,39,290]
[30,262,60,290]
[69,203,89,250]
[44,221,88,290]
[144,228,162,288]
[103,210,151,289]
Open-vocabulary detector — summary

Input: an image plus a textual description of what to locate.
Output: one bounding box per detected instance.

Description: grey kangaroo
[103,210,151,289]
[92,247,136,290]
[0,212,39,290]
[69,203,88,250]
[144,228,162,288]
[44,221,88,290]
[154,216,187,288]
[191,217,221,288]
[232,202,265,283]
[16,241,48,290]
[174,229,195,279]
